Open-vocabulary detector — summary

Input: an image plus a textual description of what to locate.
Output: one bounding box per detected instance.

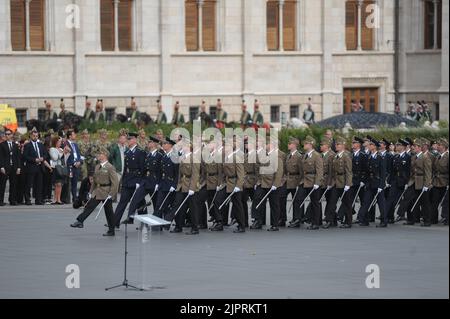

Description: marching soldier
[317,137,335,225]
[204,141,221,224]
[242,136,257,227]
[431,138,449,225]
[252,100,264,126]
[240,100,251,127]
[83,99,95,123]
[357,137,387,227]
[171,101,185,126]
[396,138,433,226]
[154,137,179,220]
[293,136,323,230]
[126,136,162,218]
[169,142,201,235]
[70,147,119,236]
[114,132,146,226]
[155,100,167,124]
[324,137,352,228]
[282,137,303,228]
[386,139,411,223]
[212,140,246,233]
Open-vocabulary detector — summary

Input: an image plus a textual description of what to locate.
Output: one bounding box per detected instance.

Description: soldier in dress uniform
[339,136,367,223]
[129,97,140,124]
[198,100,213,128]
[70,147,119,236]
[83,99,95,123]
[357,137,387,227]
[204,141,221,225]
[171,101,185,126]
[385,139,411,223]
[242,136,257,227]
[154,137,179,220]
[137,129,148,151]
[317,137,335,225]
[431,138,449,225]
[252,100,264,127]
[214,99,228,127]
[169,142,201,235]
[155,100,168,124]
[94,99,106,122]
[59,99,67,122]
[324,137,352,228]
[114,132,146,226]
[240,100,251,128]
[251,136,285,231]
[292,136,323,230]
[126,136,162,218]
[44,101,58,122]
[396,138,433,226]
[281,137,303,228]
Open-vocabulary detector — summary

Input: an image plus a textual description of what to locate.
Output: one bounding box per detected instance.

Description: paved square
[0,204,448,299]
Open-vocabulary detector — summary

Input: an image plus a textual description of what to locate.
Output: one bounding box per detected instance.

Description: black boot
[103,230,115,236]
[70,221,83,228]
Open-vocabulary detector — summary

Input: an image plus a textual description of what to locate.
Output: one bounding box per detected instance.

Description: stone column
[357,0,363,51]
[25,0,32,51]
[278,0,284,51]
[197,0,204,51]
[114,0,120,51]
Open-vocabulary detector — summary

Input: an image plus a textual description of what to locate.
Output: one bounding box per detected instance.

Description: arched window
[185,0,217,51]
[100,0,132,51]
[10,0,45,51]
[267,0,297,51]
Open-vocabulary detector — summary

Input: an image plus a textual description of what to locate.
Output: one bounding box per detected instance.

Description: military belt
[97,183,111,187]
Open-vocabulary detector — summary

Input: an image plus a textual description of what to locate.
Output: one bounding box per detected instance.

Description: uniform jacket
[159,150,179,191]
[176,153,200,193]
[321,150,336,188]
[283,150,303,189]
[366,152,387,190]
[91,162,119,200]
[301,150,323,188]
[243,151,258,189]
[352,150,368,186]
[122,146,146,188]
[109,143,125,173]
[205,161,220,191]
[433,151,449,188]
[256,150,285,188]
[219,152,244,193]
[408,152,433,190]
[143,149,162,190]
[389,152,411,187]
[332,151,352,189]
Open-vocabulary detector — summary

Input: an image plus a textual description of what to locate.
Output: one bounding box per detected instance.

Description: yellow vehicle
[0,104,18,132]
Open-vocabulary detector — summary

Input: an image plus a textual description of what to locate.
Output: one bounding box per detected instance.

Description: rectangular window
[37,109,46,122]
[10,0,25,51]
[290,105,299,119]
[185,0,199,51]
[283,0,296,51]
[29,0,45,50]
[270,105,280,123]
[100,0,114,51]
[16,109,28,127]
[10,0,44,51]
[361,1,374,50]
[189,106,199,122]
[345,1,358,50]
[118,0,132,51]
[343,88,379,113]
[202,0,216,51]
[209,106,217,120]
[267,0,279,51]
[100,0,132,51]
[105,108,115,123]
[424,0,442,49]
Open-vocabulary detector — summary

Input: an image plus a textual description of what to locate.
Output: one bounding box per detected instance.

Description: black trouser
[358,187,387,224]
[25,170,43,204]
[296,187,321,226]
[114,186,138,227]
[280,185,300,223]
[15,171,26,204]
[252,186,280,227]
[431,187,448,223]
[171,192,195,229]
[306,188,328,224]
[215,189,230,225]
[127,186,157,217]
[215,188,245,227]
[154,190,175,220]
[43,169,52,201]
[0,169,17,204]
[340,184,365,222]
[207,189,219,222]
[385,183,404,221]
[195,187,208,227]
[77,198,115,231]
[397,186,431,224]
[326,188,352,225]
[242,188,254,227]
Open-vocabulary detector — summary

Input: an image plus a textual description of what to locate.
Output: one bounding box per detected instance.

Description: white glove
[270,186,277,191]
[188,190,195,196]
[422,187,429,192]
[386,184,391,188]
[106,195,112,201]
[233,187,241,193]
[404,185,409,190]
[254,185,257,190]
[344,186,350,192]
[169,186,175,193]
[360,182,365,187]
[216,185,222,192]
[327,186,333,191]
[135,183,140,189]
[313,184,320,190]
[377,188,383,193]
[87,193,91,199]
[154,184,159,191]
[0,168,5,175]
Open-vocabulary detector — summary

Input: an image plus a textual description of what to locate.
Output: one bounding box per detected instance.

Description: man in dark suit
[65,130,83,203]
[0,129,21,206]
[23,129,47,205]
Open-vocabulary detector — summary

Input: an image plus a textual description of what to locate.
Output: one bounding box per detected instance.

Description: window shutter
[101,0,114,51]
[267,0,279,51]
[10,0,25,51]
[361,1,374,50]
[29,0,44,50]
[118,0,132,51]
[345,1,357,50]
[283,0,296,51]
[437,0,442,49]
[185,0,199,51]
[202,0,216,51]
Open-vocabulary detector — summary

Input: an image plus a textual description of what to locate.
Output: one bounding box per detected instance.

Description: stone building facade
[0,0,448,129]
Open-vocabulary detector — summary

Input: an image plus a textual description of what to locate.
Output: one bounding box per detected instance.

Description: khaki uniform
[219,154,245,193]
[176,154,200,193]
[332,151,353,189]
[284,150,303,189]
[91,162,119,200]
[256,150,285,188]
[408,152,433,190]
[321,150,336,188]
[433,151,449,187]
[205,162,221,191]
[431,151,449,223]
[243,151,258,189]
[301,151,323,188]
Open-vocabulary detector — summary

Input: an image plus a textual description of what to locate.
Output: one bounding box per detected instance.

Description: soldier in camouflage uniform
[137,129,148,151]
[78,129,95,178]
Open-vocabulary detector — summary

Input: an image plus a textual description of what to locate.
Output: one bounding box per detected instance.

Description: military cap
[98,128,108,135]
[413,138,423,147]
[437,138,449,148]
[404,137,413,145]
[127,132,138,138]
[396,139,409,147]
[303,135,316,145]
[335,137,347,145]
[381,138,391,146]
[352,136,364,144]
[148,136,160,143]
[138,128,146,134]
[368,137,380,148]
[95,146,110,157]
[118,128,128,137]
[320,137,332,146]
[288,137,300,145]
[162,137,176,146]
[81,129,89,135]
[365,135,374,142]
[421,138,430,146]
[155,129,164,135]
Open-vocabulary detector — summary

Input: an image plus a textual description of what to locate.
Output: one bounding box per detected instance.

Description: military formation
[65,130,448,237]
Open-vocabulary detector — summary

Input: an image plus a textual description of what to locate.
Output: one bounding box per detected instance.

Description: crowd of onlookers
[395,100,434,123]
